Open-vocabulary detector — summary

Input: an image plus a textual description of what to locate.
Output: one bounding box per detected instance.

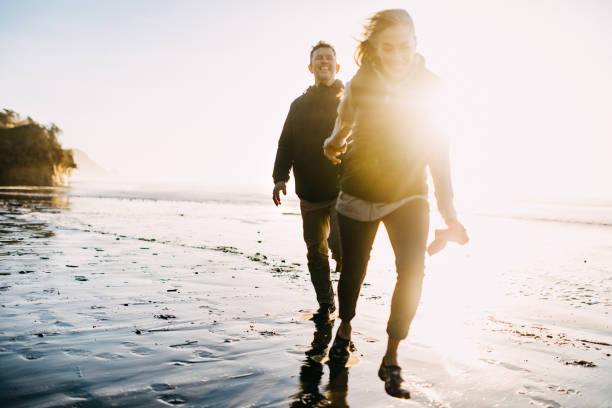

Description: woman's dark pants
[337,199,429,340]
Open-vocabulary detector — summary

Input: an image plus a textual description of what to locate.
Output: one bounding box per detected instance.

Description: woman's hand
[426,219,469,256]
[323,137,347,165]
[445,219,469,244]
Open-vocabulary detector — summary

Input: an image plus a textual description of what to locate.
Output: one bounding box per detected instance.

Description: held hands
[272,181,287,206]
[427,219,469,256]
[323,137,347,165]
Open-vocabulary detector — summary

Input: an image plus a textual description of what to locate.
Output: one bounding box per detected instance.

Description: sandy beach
[1,185,611,407]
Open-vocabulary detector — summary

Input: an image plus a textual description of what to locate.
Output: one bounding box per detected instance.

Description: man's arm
[272,104,294,205]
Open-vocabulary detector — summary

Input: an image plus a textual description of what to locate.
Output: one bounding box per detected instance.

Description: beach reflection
[0,187,70,244]
[0,187,70,210]
[291,318,349,407]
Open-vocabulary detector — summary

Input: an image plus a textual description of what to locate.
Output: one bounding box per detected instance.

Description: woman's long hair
[354,9,415,68]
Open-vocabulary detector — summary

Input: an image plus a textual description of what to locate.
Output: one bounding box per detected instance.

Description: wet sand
[1,188,611,407]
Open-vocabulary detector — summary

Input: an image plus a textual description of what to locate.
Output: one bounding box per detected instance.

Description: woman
[323,9,468,399]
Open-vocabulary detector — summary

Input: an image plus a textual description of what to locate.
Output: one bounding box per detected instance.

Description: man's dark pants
[300,198,342,306]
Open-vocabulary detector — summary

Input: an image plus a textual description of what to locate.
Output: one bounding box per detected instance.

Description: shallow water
[1,184,611,407]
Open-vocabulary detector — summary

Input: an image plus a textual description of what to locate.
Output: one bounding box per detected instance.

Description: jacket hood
[305,79,344,95]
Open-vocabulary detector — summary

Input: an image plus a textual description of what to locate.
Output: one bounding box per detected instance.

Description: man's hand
[272,181,287,206]
[323,137,347,165]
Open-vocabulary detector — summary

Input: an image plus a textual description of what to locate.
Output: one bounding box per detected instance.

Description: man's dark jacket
[272,79,343,202]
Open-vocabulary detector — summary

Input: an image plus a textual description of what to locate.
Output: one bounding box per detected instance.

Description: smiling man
[272,41,343,319]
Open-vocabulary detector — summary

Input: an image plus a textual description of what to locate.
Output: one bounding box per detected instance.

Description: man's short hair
[310,41,336,63]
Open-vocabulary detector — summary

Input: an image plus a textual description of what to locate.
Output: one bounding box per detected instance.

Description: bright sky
[2,0,611,202]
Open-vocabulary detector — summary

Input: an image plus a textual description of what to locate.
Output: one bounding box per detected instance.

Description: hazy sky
[2,0,611,201]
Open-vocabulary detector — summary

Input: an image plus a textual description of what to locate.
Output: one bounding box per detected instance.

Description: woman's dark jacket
[339,62,450,203]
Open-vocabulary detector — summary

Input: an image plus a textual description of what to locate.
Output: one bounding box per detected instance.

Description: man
[272,41,343,318]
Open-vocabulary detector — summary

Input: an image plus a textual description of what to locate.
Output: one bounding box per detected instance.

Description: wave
[0,184,276,207]
[2,185,611,227]
[478,212,612,228]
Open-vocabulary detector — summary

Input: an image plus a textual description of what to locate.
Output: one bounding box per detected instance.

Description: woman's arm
[428,131,470,252]
[324,81,355,164]
[429,135,458,224]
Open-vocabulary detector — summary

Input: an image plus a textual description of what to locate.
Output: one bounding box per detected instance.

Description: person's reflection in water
[326,363,350,408]
[290,317,349,407]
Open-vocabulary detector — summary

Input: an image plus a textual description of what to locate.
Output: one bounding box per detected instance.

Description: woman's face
[373,24,417,79]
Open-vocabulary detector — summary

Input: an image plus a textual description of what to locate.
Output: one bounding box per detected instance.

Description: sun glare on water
[363,209,522,365]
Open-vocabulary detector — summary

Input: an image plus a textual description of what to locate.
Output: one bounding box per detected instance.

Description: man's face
[309,47,338,86]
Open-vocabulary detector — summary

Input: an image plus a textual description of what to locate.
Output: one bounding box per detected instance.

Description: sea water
[2,181,611,333]
[2,181,611,407]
